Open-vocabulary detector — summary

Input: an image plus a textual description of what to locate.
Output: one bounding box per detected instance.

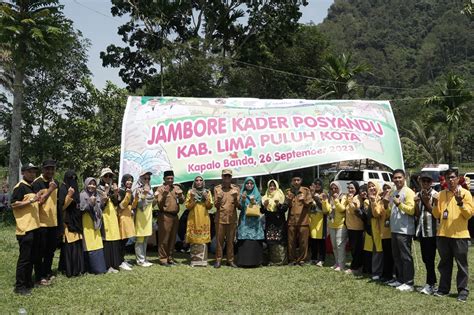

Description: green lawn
[0,224,473,314]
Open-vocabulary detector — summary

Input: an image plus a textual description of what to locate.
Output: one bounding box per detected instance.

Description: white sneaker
[137,261,153,267]
[334,266,343,271]
[388,280,402,287]
[107,267,119,274]
[396,283,414,292]
[316,261,324,267]
[371,275,380,281]
[119,262,132,271]
[420,284,434,295]
[124,261,133,268]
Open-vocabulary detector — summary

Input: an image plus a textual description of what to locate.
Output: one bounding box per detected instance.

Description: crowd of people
[9,160,474,303]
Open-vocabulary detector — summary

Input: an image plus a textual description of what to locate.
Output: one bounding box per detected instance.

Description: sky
[61,0,334,89]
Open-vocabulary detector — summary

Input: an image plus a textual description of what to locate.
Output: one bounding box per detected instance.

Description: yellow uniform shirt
[433,188,473,238]
[12,180,41,235]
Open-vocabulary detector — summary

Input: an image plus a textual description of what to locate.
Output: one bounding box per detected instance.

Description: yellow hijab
[262,179,285,212]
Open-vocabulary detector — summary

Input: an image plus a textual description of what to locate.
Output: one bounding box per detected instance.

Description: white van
[333,169,393,193]
[464,172,474,193]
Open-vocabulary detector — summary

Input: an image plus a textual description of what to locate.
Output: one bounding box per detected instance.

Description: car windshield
[465,174,474,179]
[336,171,363,181]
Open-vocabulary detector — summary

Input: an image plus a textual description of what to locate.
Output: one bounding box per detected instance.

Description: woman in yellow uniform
[58,170,84,277]
[367,180,388,281]
[308,178,328,267]
[97,168,122,273]
[322,181,347,271]
[117,174,137,271]
[185,176,213,267]
[134,171,154,267]
[80,178,106,274]
[345,181,364,275]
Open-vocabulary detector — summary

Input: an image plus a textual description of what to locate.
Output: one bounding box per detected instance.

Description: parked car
[333,169,393,193]
[464,172,474,194]
[321,167,338,177]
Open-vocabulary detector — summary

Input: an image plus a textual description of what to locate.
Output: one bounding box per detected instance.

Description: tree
[401,120,443,164]
[0,0,70,189]
[306,53,369,99]
[424,74,473,165]
[101,0,308,95]
[56,80,128,177]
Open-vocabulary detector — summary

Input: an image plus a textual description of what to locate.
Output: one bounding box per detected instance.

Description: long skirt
[103,240,122,269]
[267,243,288,265]
[85,249,107,274]
[190,244,208,267]
[237,240,263,267]
[59,240,85,277]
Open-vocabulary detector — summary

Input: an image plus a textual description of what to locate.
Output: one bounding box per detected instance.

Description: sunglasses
[103,174,113,178]
[222,174,232,178]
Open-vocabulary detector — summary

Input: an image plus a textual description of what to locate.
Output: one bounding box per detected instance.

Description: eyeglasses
[447,175,457,179]
[222,174,231,178]
[103,174,112,178]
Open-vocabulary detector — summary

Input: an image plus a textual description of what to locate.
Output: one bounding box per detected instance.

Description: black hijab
[348,181,360,195]
[59,170,82,233]
[119,174,134,206]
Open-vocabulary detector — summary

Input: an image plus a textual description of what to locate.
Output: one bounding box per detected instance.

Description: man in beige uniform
[156,170,184,266]
[213,169,241,268]
[286,171,313,266]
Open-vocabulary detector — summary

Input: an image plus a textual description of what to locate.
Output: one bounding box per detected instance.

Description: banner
[119,97,404,186]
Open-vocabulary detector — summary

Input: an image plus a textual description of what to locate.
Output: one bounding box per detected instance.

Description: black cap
[42,159,57,168]
[163,170,174,178]
[22,163,39,172]
[419,172,433,181]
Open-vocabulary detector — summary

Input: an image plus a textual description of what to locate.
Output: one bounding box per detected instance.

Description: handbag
[246,203,261,217]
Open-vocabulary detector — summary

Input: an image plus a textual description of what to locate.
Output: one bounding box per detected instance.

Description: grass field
[0,223,473,314]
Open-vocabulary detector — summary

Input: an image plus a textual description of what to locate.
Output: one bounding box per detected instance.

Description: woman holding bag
[236,177,264,267]
[262,179,288,265]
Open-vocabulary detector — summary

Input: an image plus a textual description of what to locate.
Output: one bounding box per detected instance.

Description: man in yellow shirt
[32,160,59,285]
[433,168,473,302]
[11,163,41,295]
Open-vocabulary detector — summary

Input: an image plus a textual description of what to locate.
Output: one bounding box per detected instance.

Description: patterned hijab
[262,179,285,212]
[192,176,209,203]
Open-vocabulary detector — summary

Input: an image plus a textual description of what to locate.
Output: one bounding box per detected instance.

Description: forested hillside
[318,0,474,164]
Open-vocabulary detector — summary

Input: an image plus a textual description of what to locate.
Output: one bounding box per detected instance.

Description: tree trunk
[8,66,25,191]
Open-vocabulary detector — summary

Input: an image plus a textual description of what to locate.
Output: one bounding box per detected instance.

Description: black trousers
[309,238,326,262]
[391,233,414,285]
[419,237,437,285]
[437,237,469,295]
[347,229,364,270]
[16,229,40,290]
[382,238,394,280]
[34,227,58,280]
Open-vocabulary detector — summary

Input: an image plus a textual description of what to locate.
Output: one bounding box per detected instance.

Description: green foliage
[423,74,473,164]
[56,80,128,178]
[306,52,369,99]
[101,0,311,96]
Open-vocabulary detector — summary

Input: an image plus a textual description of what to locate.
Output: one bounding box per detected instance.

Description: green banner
[119,97,404,186]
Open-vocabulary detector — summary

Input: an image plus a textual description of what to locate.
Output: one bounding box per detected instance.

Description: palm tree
[307,53,369,99]
[401,120,444,164]
[0,0,63,189]
[424,74,473,165]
